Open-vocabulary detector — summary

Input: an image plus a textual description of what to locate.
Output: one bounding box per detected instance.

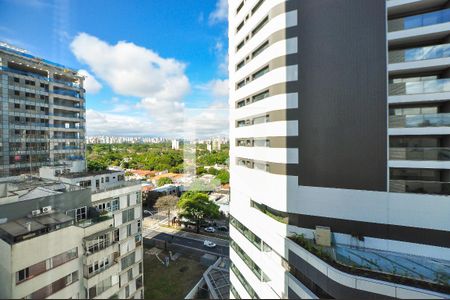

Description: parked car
[143,210,153,216]
[205,227,216,233]
[217,226,228,232]
[204,240,216,248]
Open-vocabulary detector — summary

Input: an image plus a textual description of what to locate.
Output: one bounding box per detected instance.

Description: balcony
[390,147,450,160]
[389,79,450,96]
[289,234,450,297]
[389,113,450,128]
[388,8,450,32]
[389,43,450,64]
[390,179,450,195]
[53,89,82,99]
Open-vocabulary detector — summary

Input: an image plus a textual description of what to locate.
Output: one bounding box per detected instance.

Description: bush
[157,177,173,187]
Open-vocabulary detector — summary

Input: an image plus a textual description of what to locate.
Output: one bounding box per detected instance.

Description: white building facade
[229,0,450,299]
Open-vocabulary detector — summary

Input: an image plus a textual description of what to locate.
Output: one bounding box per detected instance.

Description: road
[145,232,229,257]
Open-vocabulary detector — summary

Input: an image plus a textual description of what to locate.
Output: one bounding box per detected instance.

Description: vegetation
[144,248,207,300]
[86,143,229,173]
[154,195,179,226]
[87,160,108,172]
[215,169,230,184]
[177,192,220,233]
[157,177,173,187]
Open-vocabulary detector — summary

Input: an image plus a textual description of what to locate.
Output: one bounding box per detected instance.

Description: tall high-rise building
[0,43,86,177]
[229,0,450,298]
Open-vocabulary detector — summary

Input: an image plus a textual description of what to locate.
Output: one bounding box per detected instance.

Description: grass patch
[144,248,207,299]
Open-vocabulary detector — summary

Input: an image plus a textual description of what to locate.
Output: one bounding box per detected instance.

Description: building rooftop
[0,211,74,244]
[59,169,122,179]
[0,176,83,204]
[203,258,230,299]
[0,42,78,73]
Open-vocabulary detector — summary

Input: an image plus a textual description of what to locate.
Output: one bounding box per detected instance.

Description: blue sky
[0,0,229,137]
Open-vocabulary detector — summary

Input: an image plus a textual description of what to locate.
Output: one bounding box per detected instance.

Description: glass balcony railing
[390,180,450,195]
[389,43,450,64]
[389,113,450,127]
[388,8,450,32]
[389,79,450,96]
[53,89,82,98]
[390,147,450,160]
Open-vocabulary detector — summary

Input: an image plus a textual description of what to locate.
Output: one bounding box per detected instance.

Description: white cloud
[86,109,153,136]
[197,79,229,99]
[78,69,102,94]
[209,0,228,24]
[70,33,189,100]
[71,33,228,137]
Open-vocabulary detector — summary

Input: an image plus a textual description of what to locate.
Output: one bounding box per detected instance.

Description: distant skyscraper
[229,0,450,299]
[171,139,180,150]
[0,43,86,177]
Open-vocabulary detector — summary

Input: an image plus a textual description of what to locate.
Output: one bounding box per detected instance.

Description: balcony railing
[390,147,450,160]
[390,179,450,195]
[388,8,450,32]
[53,89,82,98]
[389,43,450,64]
[0,66,80,88]
[389,113,450,128]
[389,79,450,96]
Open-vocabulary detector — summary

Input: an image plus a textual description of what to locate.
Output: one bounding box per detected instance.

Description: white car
[203,240,216,248]
[143,210,153,216]
[205,227,216,233]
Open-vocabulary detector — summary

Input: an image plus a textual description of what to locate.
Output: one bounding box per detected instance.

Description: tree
[177,192,220,233]
[157,177,173,187]
[207,167,219,175]
[87,160,108,172]
[154,195,179,226]
[216,169,230,184]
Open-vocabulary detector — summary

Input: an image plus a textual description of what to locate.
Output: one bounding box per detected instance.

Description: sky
[0,0,229,138]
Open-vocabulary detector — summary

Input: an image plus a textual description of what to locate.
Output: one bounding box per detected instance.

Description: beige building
[0,169,143,299]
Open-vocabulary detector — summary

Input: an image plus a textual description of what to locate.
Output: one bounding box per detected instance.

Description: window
[252,41,269,58]
[127,224,132,237]
[14,103,20,109]
[75,207,87,221]
[252,90,269,102]
[105,176,110,183]
[14,90,20,96]
[16,268,30,283]
[13,77,19,83]
[252,0,264,15]
[252,66,269,80]
[121,252,136,270]
[136,192,141,204]
[128,268,133,281]
[125,286,130,298]
[114,229,120,242]
[252,16,269,36]
[122,208,135,223]
[127,194,130,207]
[112,198,119,211]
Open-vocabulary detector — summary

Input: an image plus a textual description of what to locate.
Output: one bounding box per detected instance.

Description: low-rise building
[0,169,144,299]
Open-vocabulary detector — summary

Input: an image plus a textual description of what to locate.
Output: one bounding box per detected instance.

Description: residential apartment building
[0,170,144,299]
[0,42,86,178]
[229,0,450,298]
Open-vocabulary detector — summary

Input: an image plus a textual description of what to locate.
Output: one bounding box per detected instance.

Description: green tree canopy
[207,167,219,175]
[87,160,108,172]
[216,169,230,184]
[157,177,173,187]
[177,192,220,233]
[154,195,179,226]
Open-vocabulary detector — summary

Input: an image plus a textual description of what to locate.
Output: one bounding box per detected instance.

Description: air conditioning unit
[42,206,52,213]
[31,209,41,216]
